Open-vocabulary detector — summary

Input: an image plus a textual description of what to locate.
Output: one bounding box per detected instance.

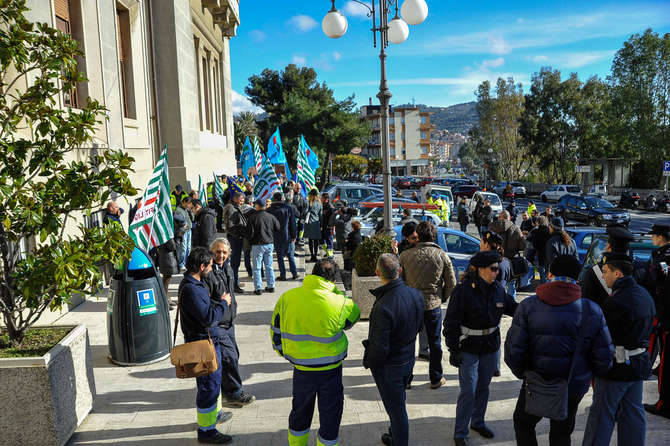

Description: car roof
[565,227,607,233]
[393,225,480,241]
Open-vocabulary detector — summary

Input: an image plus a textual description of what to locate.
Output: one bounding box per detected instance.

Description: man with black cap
[644,224,670,419]
[505,255,613,446]
[582,252,655,446]
[581,225,635,307]
[444,250,518,445]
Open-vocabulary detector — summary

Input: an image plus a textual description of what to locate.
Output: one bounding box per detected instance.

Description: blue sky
[230,1,670,112]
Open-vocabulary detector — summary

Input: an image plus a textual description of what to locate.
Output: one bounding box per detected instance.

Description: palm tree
[234,112,258,157]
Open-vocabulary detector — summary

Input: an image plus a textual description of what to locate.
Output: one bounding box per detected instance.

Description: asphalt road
[395,188,670,234]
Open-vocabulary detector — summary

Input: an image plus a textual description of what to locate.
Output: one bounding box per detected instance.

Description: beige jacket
[399,242,457,311]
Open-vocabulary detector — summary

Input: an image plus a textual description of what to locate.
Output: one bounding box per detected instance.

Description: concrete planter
[0,324,96,446]
[351,269,382,320]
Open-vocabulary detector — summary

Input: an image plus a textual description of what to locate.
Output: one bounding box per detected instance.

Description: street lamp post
[323,0,428,235]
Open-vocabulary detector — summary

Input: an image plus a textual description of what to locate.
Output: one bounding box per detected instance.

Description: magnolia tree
[0,0,137,346]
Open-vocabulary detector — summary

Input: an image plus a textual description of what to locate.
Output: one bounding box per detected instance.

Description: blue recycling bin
[107,247,173,365]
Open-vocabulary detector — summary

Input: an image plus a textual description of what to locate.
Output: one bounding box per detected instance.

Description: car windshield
[585,197,614,209]
[485,195,501,206]
[567,186,581,193]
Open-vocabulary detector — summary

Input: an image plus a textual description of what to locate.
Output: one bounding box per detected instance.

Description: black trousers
[655,329,670,411]
[513,383,581,446]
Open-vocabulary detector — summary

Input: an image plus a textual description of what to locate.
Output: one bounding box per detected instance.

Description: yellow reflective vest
[271,275,360,371]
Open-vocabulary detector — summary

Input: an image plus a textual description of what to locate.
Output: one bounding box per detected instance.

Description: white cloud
[232,90,262,114]
[532,55,549,63]
[292,55,307,66]
[343,1,371,18]
[480,57,505,70]
[249,30,266,42]
[333,51,342,61]
[527,50,614,68]
[288,15,318,32]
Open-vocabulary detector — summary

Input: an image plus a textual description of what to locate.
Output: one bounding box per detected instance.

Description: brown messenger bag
[170,290,218,379]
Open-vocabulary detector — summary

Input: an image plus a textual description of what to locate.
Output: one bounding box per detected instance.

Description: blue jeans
[178,229,191,268]
[251,244,275,291]
[519,264,534,289]
[275,239,297,278]
[582,378,645,446]
[424,308,443,384]
[538,265,547,284]
[455,351,497,438]
[289,366,343,445]
[372,360,414,446]
[506,279,517,300]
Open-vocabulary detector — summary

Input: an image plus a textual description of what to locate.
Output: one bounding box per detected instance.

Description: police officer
[644,224,670,419]
[581,225,635,307]
[582,253,656,446]
[443,251,518,446]
[270,259,360,446]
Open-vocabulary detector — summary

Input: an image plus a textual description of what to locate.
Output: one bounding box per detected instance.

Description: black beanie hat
[401,222,418,238]
[549,255,582,280]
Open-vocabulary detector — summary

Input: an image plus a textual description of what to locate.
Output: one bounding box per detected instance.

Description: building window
[194,37,202,130]
[390,133,395,141]
[421,145,428,155]
[401,117,405,124]
[420,131,428,139]
[401,132,405,140]
[420,116,428,124]
[54,0,87,109]
[116,6,135,119]
[203,50,211,131]
[389,117,395,125]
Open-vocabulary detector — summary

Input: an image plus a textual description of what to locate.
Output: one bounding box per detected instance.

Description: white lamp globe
[401,0,428,25]
[387,18,409,44]
[322,10,348,39]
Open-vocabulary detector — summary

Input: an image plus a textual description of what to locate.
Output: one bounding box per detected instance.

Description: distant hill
[396,102,478,135]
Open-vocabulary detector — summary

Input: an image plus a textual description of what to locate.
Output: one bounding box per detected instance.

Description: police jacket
[248,209,280,246]
[193,207,217,249]
[271,275,361,371]
[649,243,670,326]
[178,274,227,343]
[544,233,577,267]
[443,275,518,354]
[203,260,237,329]
[505,279,613,397]
[601,276,656,381]
[267,202,297,244]
[581,259,648,308]
[364,279,424,369]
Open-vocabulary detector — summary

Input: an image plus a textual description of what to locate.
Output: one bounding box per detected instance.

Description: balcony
[202,0,240,37]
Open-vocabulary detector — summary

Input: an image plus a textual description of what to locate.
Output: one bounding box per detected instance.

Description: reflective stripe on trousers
[197,395,221,431]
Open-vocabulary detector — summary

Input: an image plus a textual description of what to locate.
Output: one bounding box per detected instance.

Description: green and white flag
[198,174,207,204]
[129,146,174,250]
[213,172,224,202]
[253,136,263,173]
[297,135,316,192]
[253,155,280,202]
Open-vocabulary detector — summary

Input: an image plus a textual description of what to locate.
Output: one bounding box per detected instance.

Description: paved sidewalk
[47,246,670,445]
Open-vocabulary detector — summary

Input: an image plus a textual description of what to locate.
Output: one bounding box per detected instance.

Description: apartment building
[24,0,240,225]
[360,103,434,176]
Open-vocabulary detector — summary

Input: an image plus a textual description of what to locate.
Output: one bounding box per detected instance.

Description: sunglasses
[488,266,499,272]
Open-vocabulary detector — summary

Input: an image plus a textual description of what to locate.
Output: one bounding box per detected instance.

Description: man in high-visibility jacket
[526,200,536,218]
[271,259,360,446]
[171,184,186,211]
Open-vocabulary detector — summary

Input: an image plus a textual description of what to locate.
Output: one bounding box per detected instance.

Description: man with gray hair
[489,209,526,299]
[363,253,424,446]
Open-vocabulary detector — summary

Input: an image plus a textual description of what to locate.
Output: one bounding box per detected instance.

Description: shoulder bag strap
[567,299,589,382]
[173,288,181,346]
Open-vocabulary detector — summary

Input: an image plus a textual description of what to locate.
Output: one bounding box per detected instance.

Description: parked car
[540,184,582,202]
[565,227,607,264]
[555,194,630,227]
[394,225,481,279]
[358,206,442,238]
[579,233,656,281]
[493,181,527,198]
[451,184,481,198]
[367,184,398,197]
[468,191,503,218]
[393,177,412,189]
[325,184,380,208]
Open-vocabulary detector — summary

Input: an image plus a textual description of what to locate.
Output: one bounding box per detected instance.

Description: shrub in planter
[353,234,393,276]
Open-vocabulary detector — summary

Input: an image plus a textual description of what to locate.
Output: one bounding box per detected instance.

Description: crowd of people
[103,178,670,446]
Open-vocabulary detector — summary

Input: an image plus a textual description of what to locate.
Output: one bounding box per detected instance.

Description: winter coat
[178,274,227,343]
[544,233,578,267]
[193,207,217,249]
[473,200,483,226]
[399,216,419,226]
[304,200,322,240]
[292,193,308,221]
[601,276,656,381]
[506,203,519,222]
[443,275,518,354]
[158,239,179,276]
[457,203,470,226]
[334,212,353,241]
[363,279,424,369]
[203,259,237,329]
[248,210,280,246]
[504,279,614,397]
[520,219,534,233]
[267,202,297,244]
[496,256,512,290]
[489,219,526,259]
[399,242,457,311]
[528,226,551,266]
[322,202,335,231]
[174,205,192,231]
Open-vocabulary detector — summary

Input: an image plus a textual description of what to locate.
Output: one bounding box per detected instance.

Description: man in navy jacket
[267,191,298,280]
[364,253,424,446]
[179,247,233,444]
[505,255,613,445]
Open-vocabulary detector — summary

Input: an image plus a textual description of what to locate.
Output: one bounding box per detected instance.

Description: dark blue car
[395,225,480,278]
[565,227,607,264]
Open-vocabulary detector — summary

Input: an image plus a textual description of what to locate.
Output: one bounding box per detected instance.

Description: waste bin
[107,247,173,365]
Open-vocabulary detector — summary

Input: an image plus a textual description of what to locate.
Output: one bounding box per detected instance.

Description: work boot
[234,286,245,295]
[197,430,232,444]
[224,391,256,408]
[381,432,392,445]
[453,438,469,446]
[471,425,494,438]
[430,377,447,389]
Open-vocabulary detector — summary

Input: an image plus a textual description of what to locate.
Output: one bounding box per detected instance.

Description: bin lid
[128,247,153,271]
